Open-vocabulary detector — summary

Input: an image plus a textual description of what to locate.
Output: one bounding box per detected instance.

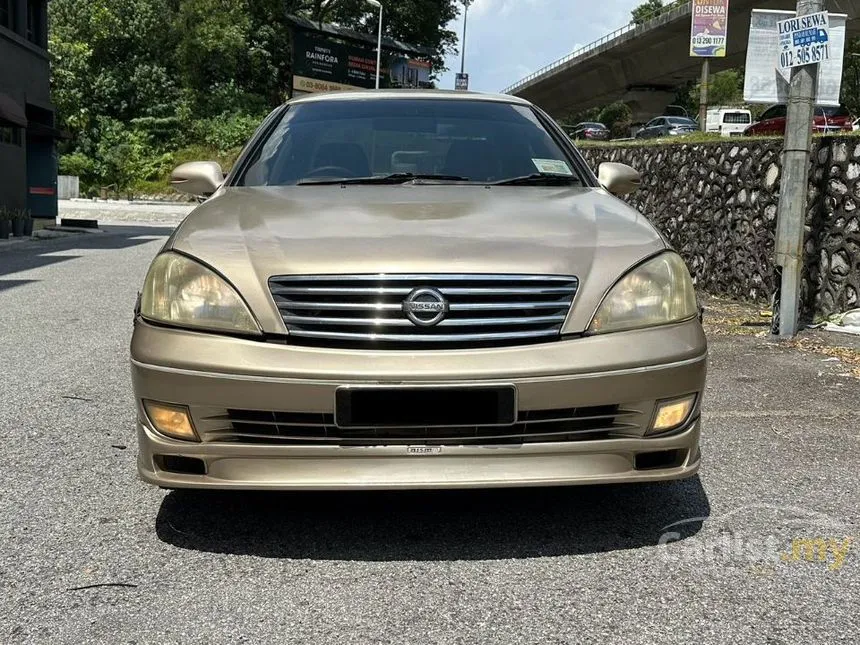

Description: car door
[748,107,773,135]
[752,106,786,135]
[639,119,659,139]
[647,118,669,137]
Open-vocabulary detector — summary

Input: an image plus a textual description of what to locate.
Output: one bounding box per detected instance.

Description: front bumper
[131,318,707,490]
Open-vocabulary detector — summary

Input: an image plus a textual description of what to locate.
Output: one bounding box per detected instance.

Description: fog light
[650,395,696,434]
[143,400,199,442]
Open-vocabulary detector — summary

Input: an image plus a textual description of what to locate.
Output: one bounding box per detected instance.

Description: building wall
[0,0,53,215]
[0,3,50,104]
[0,138,27,210]
[581,138,860,318]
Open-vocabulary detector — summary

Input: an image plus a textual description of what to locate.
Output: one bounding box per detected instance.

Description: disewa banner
[690,0,729,57]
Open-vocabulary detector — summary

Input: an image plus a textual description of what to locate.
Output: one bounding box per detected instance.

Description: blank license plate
[335,386,517,428]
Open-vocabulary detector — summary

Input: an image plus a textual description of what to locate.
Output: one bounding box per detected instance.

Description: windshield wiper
[491,173,580,186]
[297,173,471,186]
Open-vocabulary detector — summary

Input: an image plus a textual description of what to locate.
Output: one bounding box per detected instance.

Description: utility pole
[773,0,825,337]
[698,58,710,131]
[365,0,383,89]
[460,0,472,75]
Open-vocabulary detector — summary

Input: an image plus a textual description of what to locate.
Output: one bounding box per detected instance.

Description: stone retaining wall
[580,139,860,317]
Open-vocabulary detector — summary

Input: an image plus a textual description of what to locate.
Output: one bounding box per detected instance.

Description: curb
[0,224,133,253]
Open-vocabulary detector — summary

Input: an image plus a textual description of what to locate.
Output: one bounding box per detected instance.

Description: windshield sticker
[532,159,573,175]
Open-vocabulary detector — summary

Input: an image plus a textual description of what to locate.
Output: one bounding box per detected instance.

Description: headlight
[589,252,697,334]
[140,252,261,335]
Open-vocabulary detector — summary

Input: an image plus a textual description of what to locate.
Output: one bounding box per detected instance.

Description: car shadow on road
[0,226,174,282]
[155,477,710,561]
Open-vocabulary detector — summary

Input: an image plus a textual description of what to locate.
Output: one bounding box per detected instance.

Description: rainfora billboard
[291,29,431,94]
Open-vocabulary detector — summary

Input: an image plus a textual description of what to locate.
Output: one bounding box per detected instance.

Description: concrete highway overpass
[505,0,860,121]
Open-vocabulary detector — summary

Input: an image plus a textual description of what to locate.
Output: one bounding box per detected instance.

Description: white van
[706,108,752,137]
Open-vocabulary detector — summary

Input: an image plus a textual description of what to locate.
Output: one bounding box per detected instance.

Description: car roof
[285,89,534,108]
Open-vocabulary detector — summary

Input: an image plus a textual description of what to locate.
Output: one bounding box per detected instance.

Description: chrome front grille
[200,406,639,446]
[268,274,579,348]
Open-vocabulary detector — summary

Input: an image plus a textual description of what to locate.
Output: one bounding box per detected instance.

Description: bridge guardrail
[502,2,691,95]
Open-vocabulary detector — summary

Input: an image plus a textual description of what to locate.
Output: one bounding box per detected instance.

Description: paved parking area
[1,226,857,644]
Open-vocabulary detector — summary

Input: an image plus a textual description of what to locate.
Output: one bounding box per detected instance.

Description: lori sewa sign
[778,11,830,70]
[743,9,846,107]
[690,0,729,57]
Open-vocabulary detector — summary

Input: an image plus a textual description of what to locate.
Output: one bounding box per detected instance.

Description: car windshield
[667,117,696,126]
[237,98,581,186]
[818,106,850,117]
[581,122,604,129]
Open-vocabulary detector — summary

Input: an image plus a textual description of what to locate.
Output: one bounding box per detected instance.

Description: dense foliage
[50,0,460,194]
[631,0,685,26]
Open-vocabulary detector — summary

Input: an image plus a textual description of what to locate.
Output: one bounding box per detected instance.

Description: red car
[744,104,853,136]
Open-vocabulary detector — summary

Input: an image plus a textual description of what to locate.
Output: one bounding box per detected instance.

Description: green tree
[688,69,744,109]
[598,102,633,139]
[631,0,684,26]
[49,0,461,192]
[328,0,459,77]
[563,107,601,127]
[50,0,178,131]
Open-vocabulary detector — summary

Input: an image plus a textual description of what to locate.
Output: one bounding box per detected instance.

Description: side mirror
[598,162,641,196]
[170,161,224,197]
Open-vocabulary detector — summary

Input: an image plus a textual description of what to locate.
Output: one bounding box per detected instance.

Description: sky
[436,0,644,93]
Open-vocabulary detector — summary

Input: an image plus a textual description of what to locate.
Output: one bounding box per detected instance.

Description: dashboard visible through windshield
[237,99,583,186]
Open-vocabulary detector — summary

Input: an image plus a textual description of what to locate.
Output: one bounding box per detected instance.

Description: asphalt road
[1,225,858,645]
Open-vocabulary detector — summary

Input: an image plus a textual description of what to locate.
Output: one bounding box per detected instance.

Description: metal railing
[502,2,691,95]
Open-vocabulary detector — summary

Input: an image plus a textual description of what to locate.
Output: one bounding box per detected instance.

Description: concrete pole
[364,0,383,88]
[698,58,710,131]
[773,0,824,337]
[375,3,383,89]
[460,0,472,76]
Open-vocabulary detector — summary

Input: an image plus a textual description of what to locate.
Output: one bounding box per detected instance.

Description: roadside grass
[700,294,773,337]
[576,130,860,149]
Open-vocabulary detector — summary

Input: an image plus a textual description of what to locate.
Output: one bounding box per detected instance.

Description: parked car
[570,121,610,141]
[705,107,752,137]
[635,116,698,139]
[744,104,853,136]
[132,90,706,491]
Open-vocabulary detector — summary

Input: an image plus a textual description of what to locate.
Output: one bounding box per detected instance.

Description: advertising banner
[389,57,432,89]
[292,30,384,91]
[778,11,830,70]
[690,0,730,57]
[743,9,845,106]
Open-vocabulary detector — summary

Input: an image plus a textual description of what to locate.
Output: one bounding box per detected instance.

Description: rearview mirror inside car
[170,161,224,197]
[598,162,641,197]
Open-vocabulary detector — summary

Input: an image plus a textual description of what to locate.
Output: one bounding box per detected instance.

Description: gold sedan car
[131,90,706,490]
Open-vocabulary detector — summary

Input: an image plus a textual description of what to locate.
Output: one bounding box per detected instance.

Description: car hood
[169,185,666,334]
